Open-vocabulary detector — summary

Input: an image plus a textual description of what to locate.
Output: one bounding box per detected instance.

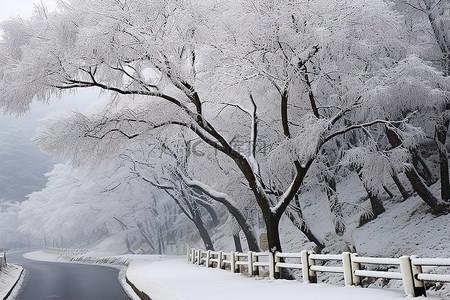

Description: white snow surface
[17,250,446,300]
[126,256,415,300]
[0,264,22,299]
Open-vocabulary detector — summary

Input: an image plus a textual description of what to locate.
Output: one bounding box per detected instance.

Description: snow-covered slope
[198,174,450,298]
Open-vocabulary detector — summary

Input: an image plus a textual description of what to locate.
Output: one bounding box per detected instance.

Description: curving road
[7,252,130,300]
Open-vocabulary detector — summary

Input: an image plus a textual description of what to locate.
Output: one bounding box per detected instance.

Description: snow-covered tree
[1,0,449,263]
[19,162,191,252]
[0,201,30,249]
[392,0,450,201]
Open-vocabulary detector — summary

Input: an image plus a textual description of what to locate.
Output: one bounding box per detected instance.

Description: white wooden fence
[0,252,6,271]
[45,247,89,257]
[186,246,450,297]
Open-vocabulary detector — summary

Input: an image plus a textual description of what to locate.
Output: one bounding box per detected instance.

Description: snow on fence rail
[411,257,450,288]
[186,245,450,297]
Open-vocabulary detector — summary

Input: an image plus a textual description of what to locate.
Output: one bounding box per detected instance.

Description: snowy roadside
[23,250,447,300]
[125,256,445,300]
[0,264,23,300]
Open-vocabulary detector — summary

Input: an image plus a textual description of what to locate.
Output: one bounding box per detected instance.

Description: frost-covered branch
[324,113,417,144]
[86,128,140,140]
[249,93,258,160]
[403,1,428,13]
[216,102,253,117]
[183,177,238,208]
[270,160,311,218]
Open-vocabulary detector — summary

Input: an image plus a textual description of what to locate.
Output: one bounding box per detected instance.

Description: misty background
[0,94,95,201]
[0,0,95,202]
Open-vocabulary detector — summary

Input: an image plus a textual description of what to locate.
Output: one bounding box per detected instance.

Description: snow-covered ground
[5,250,443,300]
[126,256,424,300]
[0,264,22,299]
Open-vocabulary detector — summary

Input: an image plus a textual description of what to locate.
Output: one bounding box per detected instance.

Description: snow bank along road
[125,256,447,300]
[7,252,130,300]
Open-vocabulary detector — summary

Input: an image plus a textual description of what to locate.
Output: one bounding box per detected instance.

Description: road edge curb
[126,275,152,300]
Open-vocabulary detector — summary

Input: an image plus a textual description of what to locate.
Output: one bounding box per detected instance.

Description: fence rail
[186,246,450,297]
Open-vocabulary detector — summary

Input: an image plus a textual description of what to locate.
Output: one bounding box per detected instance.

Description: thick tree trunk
[195,198,220,227]
[412,149,436,186]
[385,126,448,213]
[166,189,215,251]
[392,174,410,201]
[264,213,294,279]
[405,167,447,210]
[265,214,282,255]
[192,210,215,251]
[186,181,260,252]
[233,233,243,252]
[436,122,450,201]
[383,185,394,198]
[216,201,260,251]
[357,170,385,224]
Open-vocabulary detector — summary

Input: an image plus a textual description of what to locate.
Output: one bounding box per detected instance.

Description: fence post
[186,245,190,262]
[231,252,237,273]
[256,253,260,276]
[252,252,259,276]
[2,252,6,269]
[400,256,416,296]
[342,252,353,286]
[248,251,254,276]
[409,256,426,297]
[274,252,281,279]
[351,253,361,286]
[308,251,317,283]
[269,252,275,280]
[197,249,202,266]
[301,250,317,283]
[191,248,196,264]
[218,251,223,269]
[206,250,211,267]
[301,250,310,282]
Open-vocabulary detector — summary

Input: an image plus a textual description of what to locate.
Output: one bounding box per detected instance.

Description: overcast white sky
[0,0,98,202]
[0,0,57,21]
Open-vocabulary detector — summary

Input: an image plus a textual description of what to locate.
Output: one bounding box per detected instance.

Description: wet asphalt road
[7,252,130,300]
